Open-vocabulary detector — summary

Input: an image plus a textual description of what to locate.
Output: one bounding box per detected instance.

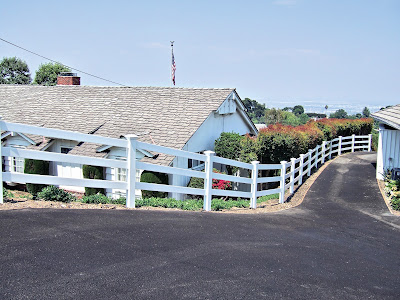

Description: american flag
[171,49,176,85]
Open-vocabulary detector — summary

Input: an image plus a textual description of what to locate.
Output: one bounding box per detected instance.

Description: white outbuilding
[372,105,400,180]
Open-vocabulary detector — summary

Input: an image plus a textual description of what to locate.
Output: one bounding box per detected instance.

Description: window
[61,147,73,154]
[116,168,127,182]
[11,156,24,173]
[115,157,127,182]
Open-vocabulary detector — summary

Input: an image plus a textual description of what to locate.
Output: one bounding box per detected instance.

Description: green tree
[292,105,304,116]
[330,109,348,119]
[0,57,31,84]
[281,111,301,126]
[34,62,71,86]
[362,107,370,118]
[242,98,266,124]
[298,113,310,124]
[265,108,285,125]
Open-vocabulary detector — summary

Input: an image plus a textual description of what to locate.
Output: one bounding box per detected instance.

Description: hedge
[140,171,169,198]
[24,159,49,198]
[214,118,373,165]
[82,165,105,196]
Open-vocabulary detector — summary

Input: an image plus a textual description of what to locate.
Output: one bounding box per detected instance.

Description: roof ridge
[0,85,235,90]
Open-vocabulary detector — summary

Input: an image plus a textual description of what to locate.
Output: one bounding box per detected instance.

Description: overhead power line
[0,37,129,87]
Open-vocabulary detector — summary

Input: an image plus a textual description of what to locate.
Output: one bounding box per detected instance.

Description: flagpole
[170,41,174,88]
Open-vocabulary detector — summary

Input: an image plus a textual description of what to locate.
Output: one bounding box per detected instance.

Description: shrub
[82,165,105,196]
[2,187,13,200]
[214,132,244,174]
[24,159,49,199]
[384,178,400,211]
[140,171,168,198]
[256,118,372,164]
[134,197,250,211]
[257,124,306,164]
[188,169,231,192]
[372,129,379,151]
[80,193,126,205]
[135,197,203,211]
[240,135,258,164]
[315,118,373,140]
[391,197,400,211]
[211,198,249,211]
[37,185,76,203]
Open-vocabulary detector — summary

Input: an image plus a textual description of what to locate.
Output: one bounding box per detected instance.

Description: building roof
[0,85,249,165]
[372,105,400,130]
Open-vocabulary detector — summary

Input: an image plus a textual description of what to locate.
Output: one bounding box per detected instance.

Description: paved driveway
[1,152,399,299]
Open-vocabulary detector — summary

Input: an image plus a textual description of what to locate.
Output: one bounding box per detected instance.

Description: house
[0,74,258,199]
[371,105,400,180]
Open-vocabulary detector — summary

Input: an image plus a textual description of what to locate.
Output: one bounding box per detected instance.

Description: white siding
[2,134,33,184]
[105,147,144,198]
[170,105,256,199]
[376,128,400,179]
[47,139,85,192]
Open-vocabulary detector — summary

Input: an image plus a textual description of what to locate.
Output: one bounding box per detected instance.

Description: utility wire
[0,37,129,87]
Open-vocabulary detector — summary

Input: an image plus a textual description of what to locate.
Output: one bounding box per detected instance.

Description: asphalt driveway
[1,152,399,299]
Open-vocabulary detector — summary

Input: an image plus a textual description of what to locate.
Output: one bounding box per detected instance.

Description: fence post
[279,161,287,204]
[299,154,304,185]
[307,150,312,176]
[315,146,319,168]
[290,158,296,194]
[0,117,3,204]
[338,136,342,155]
[203,151,215,211]
[321,141,326,164]
[250,161,259,209]
[125,135,138,208]
[351,134,355,152]
[329,141,333,160]
[368,134,372,152]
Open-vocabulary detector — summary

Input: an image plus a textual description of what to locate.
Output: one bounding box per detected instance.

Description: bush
[384,178,400,211]
[2,187,13,200]
[82,165,105,196]
[187,169,232,196]
[315,118,373,140]
[214,132,244,174]
[134,197,250,211]
[80,193,126,205]
[37,185,76,203]
[256,118,372,164]
[135,197,203,211]
[391,197,400,211]
[140,171,168,198]
[24,159,49,199]
[211,198,249,211]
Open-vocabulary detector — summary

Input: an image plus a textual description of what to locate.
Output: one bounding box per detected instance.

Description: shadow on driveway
[1,152,399,299]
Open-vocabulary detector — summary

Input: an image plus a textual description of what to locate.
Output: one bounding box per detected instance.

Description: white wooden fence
[0,120,372,210]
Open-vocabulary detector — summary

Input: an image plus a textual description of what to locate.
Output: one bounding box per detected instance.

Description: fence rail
[0,120,372,210]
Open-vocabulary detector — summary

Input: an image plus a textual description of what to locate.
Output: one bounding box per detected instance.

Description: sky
[1,0,399,111]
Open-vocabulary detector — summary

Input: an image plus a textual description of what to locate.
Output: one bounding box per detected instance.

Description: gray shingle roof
[0,85,236,165]
[372,105,400,130]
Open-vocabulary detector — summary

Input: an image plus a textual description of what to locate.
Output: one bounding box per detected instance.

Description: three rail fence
[0,120,372,210]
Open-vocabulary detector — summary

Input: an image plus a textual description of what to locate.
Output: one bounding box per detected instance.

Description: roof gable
[372,105,400,130]
[0,85,243,164]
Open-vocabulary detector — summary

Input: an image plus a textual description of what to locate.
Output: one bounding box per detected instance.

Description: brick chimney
[57,72,80,85]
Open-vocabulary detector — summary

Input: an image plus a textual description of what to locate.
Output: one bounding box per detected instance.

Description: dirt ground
[0,156,359,214]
